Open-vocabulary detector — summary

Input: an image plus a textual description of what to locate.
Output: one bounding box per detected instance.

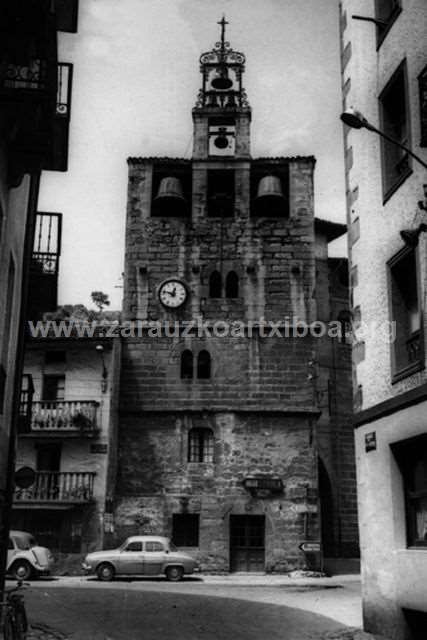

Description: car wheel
[11,560,33,581]
[165,566,184,582]
[96,563,115,581]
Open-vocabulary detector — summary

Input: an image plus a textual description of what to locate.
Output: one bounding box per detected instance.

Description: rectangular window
[207,170,235,217]
[419,65,427,147]
[55,0,79,33]
[391,435,427,548]
[145,541,164,552]
[403,609,427,638]
[379,61,411,201]
[375,0,401,46]
[124,541,142,552]
[45,351,66,364]
[188,428,214,463]
[388,248,423,380]
[42,375,65,402]
[172,514,199,547]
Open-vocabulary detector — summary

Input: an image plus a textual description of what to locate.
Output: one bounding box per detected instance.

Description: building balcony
[19,401,99,436]
[14,471,96,508]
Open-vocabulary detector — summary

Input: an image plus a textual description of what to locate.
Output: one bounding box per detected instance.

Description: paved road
[17,577,362,640]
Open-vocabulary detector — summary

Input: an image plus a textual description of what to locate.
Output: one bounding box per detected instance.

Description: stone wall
[117,151,357,570]
[116,412,318,572]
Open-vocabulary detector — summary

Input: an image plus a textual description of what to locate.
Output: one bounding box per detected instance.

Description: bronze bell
[211,67,233,90]
[214,127,229,149]
[153,177,186,216]
[255,175,286,216]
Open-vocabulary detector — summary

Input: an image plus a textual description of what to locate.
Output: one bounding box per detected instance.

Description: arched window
[209,271,222,298]
[225,271,239,298]
[197,350,211,379]
[180,350,193,379]
[188,428,214,463]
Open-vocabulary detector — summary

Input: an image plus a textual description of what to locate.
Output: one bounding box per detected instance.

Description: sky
[38,0,347,309]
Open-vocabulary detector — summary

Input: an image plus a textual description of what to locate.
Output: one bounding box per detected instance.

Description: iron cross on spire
[218,15,229,50]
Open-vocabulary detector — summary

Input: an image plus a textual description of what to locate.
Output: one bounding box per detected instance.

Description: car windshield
[13,535,36,550]
[169,542,178,552]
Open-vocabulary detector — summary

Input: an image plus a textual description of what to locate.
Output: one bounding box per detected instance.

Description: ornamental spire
[194,19,250,111]
[218,15,229,54]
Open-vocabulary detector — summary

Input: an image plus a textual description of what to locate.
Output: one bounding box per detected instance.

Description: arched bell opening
[211,66,233,91]
[225,271,239,298]
[209,271,222,298]
[152,176,187,216]
[250,165,290,217]
[151,163,191,217]
[255,175,287,217]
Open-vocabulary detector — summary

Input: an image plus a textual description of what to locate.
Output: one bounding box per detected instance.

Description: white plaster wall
[341,0,427,410]
[355,404,427,635]
[20,343,116,504]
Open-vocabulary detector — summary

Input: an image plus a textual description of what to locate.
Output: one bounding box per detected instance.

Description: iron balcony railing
[14,471,96,504]
[30,401,99,433]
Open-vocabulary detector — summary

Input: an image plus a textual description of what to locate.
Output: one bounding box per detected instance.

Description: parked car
[83,536,198,582]
[7,530,54,580]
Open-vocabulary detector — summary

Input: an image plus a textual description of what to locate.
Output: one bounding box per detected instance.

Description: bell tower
[119,17,358,575]
[192,17,251,160]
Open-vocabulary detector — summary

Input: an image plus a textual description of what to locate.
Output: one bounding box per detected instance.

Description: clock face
[158,279,187,309]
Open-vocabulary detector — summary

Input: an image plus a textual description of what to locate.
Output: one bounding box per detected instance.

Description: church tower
[118,20,358,572]
[192,16,251,161]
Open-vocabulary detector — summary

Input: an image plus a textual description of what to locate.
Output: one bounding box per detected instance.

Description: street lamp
[95,344,108,393]
[340,108,427,170]
[341,108,427,247]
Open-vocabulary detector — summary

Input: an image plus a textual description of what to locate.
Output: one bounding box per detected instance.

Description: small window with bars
[188,428,214,463]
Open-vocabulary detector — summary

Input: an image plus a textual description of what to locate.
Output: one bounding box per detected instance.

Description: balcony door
[36,443,61,472]
[42,375,65,402]
[36,443,61,500]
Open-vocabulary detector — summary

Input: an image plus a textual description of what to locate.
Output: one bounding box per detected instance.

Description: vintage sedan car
[7,530,54,580]
[82,536,198,581]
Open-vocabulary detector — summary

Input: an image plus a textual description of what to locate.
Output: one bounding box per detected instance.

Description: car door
[117,540,144,574]
[143,540,166,575]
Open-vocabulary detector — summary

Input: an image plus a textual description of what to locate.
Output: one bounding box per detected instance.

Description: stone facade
[116,26,358,572]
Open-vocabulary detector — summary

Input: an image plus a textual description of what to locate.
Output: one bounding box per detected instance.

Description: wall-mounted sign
[243,476,283,495]
[90,444,108,454]
[299,542,321,553]
[365,432,377,452]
